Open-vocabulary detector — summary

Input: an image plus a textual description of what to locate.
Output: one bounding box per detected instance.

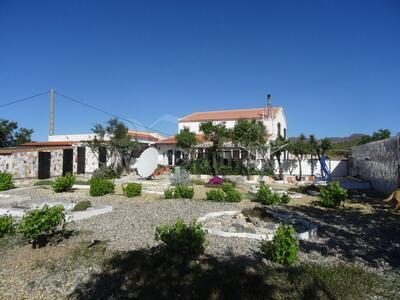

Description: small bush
[206,189,226,201]
[123,183,142,198]
[0,172,14,191]
[224,188,242,202]
[174,185,194,199]
[155,218,206,258]
[52,173,76,193]
[90,178,115,197]
[318,181,347,208]
[260,224,299,265]
[34,180,54,186]
[164,188,174,199]
[256,186,281,205]
[164,185,194,199]
[222,182,235,193]
[91,166,120,180]
[280,193,291,204]
[0,215,15,237]
[71,201,92,212]
[18,205,65,242]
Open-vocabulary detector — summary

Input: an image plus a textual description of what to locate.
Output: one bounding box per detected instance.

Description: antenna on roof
[266,94,272,119]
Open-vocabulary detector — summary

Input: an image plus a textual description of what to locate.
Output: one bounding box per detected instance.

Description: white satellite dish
[135,147,159,178]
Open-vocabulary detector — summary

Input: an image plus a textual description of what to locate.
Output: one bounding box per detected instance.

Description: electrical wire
[0,91,49,109]
[55,91,172,137]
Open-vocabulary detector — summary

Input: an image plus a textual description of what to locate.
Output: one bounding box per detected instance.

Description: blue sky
[0,0,399,141]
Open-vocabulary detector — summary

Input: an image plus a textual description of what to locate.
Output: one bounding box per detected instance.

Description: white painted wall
[177,108,287,141]
[282,159,348,177]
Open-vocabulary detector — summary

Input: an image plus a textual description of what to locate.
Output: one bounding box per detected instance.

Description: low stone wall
[350,137,399,194]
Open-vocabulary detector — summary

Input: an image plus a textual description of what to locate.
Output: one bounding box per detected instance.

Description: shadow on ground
[286,195,400,269]
[68,246,389,300]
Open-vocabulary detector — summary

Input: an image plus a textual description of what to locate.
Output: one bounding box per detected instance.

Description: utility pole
[49,89,55,136]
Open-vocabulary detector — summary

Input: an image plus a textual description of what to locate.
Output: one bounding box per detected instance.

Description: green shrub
[164,188,174,199]
[155,218,206,258]
[90,178,115,197]
[164,185,194,199]
[280,193,291,204]
[0,172,14,191]
[222,182,235,193]
[318,181,347,208]
[260,224,299,265]
[123,183,142,198]
[256,186,281,205]
[52,173,76,193]
[34,180,54,186]
[18,205,65,242]
[91,166,120,180]
[206,189,226,201]
[224,188,242,202]
[0,215,15,238]
[174,185,194,199]
[71,201,92,212]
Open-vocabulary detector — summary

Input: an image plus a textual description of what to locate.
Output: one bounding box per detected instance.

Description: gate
[63,149,73,176]
[38,152,51,179]
[77,147,86,174]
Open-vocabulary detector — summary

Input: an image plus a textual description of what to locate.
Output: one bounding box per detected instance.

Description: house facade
[155,104,287,167]
[0,130,163,179]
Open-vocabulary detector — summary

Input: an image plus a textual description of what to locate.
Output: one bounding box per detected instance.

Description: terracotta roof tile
[155,134,205,145]
[179,107,281,122]
[21,141,75,147]
[128,130,160,141]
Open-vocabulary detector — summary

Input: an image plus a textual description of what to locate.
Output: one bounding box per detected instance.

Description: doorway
[77,147,86,174]
[38,152,51,179]
[62,149,73,176]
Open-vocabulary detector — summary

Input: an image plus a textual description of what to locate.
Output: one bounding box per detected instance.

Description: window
[283,128,287,139]
[277,122,281,137]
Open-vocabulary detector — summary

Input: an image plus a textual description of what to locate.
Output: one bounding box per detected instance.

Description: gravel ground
[1,185,400,298]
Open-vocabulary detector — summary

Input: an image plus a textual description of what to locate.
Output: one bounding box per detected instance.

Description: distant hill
[288,134,368,158]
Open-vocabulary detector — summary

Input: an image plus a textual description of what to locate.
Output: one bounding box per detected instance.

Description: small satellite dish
[135,147,159,178]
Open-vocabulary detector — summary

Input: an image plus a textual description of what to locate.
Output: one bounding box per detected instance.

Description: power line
[56,91,172,137]
[0,91,49,109]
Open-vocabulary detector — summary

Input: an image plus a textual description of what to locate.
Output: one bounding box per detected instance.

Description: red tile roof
[128,130,159,141]
[21,141,75,147]
[179,107,281,122]
[155,134,206,145]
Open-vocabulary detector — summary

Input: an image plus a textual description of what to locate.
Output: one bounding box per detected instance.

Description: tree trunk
[212,152,217,176]
[298,157,302,180]
[246,149,251,180]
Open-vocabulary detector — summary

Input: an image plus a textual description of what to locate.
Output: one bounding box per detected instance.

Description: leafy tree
[87,118,139,174]
[287,134,310,180]
[270,136,288,179]
[358,129,391,145]
[199,122,231,176]
[175,127,197,164]
[308,135,332,178]
[232,119,267,178]
[0,119,33,147]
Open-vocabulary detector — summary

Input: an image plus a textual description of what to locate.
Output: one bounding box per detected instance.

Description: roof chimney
[267,94,272,119]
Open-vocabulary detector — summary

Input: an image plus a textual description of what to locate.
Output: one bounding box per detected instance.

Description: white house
[155,102,287,166]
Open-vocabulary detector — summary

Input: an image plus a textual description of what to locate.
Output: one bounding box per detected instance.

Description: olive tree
[232,119,267,178]
[199,122,231,176]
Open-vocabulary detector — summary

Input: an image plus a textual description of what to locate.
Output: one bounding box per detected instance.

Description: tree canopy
[0,119,33,147]
[358,129,391,145]
[88,118,139,173]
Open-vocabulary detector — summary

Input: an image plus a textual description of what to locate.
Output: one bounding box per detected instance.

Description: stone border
[197,210,317,241]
